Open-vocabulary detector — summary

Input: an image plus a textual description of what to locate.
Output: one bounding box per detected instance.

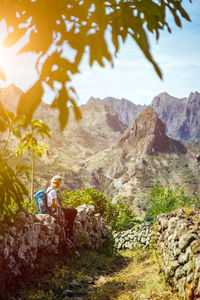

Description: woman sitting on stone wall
[46,175,77,242]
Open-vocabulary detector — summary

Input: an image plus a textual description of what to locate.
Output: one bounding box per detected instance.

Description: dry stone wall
[113,224,156,250]
[114,209,200,299]
[156,208,200,299]
[2,203,200,299]
[0,204,109,292]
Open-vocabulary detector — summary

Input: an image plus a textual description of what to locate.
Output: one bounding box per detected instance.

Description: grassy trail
[5,249,181,300]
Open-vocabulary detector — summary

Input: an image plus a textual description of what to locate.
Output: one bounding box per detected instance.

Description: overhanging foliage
[0,0,192,129]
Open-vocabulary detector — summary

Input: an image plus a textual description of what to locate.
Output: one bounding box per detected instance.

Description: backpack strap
[46,187,56,195]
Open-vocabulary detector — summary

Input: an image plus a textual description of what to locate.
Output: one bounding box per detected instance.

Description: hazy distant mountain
[0,85,127,152]
[152,91,200,142]
[89,92,200,143]
[0,86,127,189]
[88,96,146,126]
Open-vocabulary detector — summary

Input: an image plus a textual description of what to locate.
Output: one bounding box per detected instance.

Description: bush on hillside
[60,188,138,231]
[144,180,199,223]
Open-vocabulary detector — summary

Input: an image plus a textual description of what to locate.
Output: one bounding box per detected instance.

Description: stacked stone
[156,208,200,299]
[0,204,109,292]
[74,204,110,249]
[113,224,155,250]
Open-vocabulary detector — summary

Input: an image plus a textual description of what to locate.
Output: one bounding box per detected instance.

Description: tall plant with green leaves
[0,110,24,158]
[0,111,50,230]
[16,119,51,199]
[144,180,198,223]
[0,156,29,228]
[0,109,30,231]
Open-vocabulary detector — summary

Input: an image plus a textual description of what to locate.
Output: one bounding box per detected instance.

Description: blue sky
[0,1,199,106]
[72,0,200,105]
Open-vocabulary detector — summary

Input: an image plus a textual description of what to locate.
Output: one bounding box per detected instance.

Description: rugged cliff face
[0,86,127,191]
[117,106,186,155]
[0,84,23,112]
[152,91,200,142]
[0,87,127,153]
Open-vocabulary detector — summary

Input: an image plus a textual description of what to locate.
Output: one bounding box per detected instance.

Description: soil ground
[3,249,182,300]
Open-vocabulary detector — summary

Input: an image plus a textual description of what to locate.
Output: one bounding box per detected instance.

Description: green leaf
[69,97,82,122]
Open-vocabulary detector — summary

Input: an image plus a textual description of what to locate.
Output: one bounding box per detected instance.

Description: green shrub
[144,180,199,223]
[60,188,138,231]
[0,157,29,233]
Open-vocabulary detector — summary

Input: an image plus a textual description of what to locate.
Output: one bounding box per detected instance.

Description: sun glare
[0,43,8,65]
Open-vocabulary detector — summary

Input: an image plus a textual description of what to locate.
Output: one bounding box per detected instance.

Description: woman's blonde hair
[50,175,62,185]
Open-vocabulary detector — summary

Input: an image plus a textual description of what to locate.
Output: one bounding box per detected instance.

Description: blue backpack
[34,188,54,214]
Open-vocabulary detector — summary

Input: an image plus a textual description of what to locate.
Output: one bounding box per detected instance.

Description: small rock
[63,289,74,297]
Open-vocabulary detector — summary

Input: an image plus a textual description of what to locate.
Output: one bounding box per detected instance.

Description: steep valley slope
[0,86,200,216]
[72,107,200,216]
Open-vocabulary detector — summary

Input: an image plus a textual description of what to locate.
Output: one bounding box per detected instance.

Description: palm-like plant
[0,109,29,232]
[16,119,51,199]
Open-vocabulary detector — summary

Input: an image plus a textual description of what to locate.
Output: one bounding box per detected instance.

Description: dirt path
[4,249,182,300]
[87,250,182,300]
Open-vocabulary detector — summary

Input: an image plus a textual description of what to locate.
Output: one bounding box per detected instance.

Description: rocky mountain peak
[87,96,146,126]
[152,92,185,109]
[187,91,200,103]
[117,107,186,155]
[87,96,102,103]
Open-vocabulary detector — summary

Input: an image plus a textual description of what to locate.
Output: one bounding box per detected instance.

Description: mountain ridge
[89,91,200,142]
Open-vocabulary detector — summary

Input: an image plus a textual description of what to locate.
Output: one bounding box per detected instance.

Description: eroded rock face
[0,205,110,293]
[152,91,200,142]
[117,107,187,156]
[88,96,146,126]
[89,92,200,143]
[156,209,200,299]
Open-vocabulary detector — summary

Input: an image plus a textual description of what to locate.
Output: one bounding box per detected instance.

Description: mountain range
[0,85,200,216]
[89,91,200,142]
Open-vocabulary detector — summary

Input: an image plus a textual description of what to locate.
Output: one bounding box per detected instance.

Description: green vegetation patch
[60,188,139,231]
[144,180,199,223]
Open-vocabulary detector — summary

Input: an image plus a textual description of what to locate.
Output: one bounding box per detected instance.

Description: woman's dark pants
[62,207,77,238]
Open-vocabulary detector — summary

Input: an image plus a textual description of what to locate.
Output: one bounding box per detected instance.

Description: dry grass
[87,249,182,300]
[4,248,182,300]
